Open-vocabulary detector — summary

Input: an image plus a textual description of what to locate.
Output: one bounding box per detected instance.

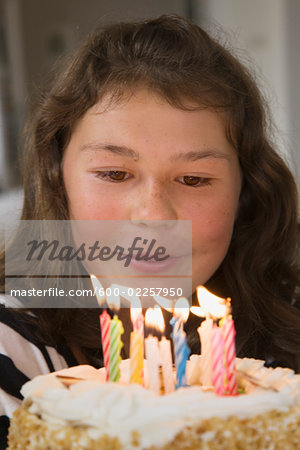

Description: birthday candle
[145,335,161,394]
[159,337,175,393]
[130,296,144,384]
[170,316,190,388]
[211,324,226,395]
[90,275,111,380]
[129,331,144,384]
[109,315,124,382]
[100,309,111,381]
[197,317,213,387]
[222,316,237,395]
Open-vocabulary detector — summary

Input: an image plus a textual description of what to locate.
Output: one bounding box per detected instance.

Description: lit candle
[129,331,143,384]
[130,296,144,385]
[159,337,174,393]
[222,299,237,395]
[170,298,190,389]
[145,307,161,394]
[152,307,174,394]
[192,286,232,394]
[211,324,226,395]
[105,283,123,383]
[90,275,111,381]
[197,317,213,386]
[100,309,111,381]
[109,315,124,382]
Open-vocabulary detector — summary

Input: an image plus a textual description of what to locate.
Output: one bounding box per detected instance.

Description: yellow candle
[130,295,144,384]
[130,330,143,384]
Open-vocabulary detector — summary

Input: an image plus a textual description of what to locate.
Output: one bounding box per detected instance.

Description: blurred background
[0,0,299,229]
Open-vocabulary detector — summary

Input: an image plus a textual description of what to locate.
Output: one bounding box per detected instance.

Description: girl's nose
[130,180,178,226]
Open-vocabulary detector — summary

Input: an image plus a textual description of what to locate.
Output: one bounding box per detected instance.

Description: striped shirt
[0,296,77,449]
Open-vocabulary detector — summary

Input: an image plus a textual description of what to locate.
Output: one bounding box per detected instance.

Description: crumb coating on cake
[7,359,300,449]
[8,400,300,449]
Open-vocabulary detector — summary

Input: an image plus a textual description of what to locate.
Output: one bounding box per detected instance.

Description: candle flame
[194,286,227,319]
[105,288,121,311]
[190,306,210,317]
[90,274,106,307]
[153,295,175,313]
[113,284,137,305]
[174,297,190,322]
[145,306,165,333]
[130,296,142,322]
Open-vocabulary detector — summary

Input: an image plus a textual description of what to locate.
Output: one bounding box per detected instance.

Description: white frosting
[21,358,300,450]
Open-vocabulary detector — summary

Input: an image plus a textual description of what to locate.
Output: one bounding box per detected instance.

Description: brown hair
[1,14,299,370]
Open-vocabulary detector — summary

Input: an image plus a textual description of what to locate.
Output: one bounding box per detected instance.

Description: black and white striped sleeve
[0,301,74,449]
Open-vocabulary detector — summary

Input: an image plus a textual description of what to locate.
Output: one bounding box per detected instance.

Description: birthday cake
[7,357,300,449]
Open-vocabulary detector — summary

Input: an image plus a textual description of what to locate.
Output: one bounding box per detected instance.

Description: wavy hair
[1,14,299,369]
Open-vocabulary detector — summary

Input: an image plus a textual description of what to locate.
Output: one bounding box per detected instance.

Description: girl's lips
[128,255,182,274]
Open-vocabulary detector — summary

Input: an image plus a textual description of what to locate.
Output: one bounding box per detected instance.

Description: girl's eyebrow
[80,142,230,162]
[170,150,231,162]
[80,143,139,160]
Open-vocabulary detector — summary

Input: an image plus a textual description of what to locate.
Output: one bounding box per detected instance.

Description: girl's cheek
[71,198,126,220]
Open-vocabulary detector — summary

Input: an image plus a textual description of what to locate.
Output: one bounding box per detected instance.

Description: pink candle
[100,310,111,381]
[211,324,226,395]
[222,316,237,395]
[131,300,144,384]
[197,317,213,386]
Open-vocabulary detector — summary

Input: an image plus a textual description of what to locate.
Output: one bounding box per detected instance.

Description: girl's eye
[96,171,131,182]
[178,176,211,187]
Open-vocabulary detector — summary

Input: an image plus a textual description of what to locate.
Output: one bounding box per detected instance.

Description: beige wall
[197,0,300,189]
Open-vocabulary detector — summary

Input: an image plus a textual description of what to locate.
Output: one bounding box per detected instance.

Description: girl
[0,14,299,447]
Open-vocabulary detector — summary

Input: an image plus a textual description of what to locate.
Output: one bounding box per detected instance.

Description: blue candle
[170,316,190,388]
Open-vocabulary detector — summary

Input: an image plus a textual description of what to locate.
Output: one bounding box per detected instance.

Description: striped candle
[197,317,213,387]
[211,324,226,395]
[170,316,190,388]
[222,316,237,395]
[109,315,124,382]
[100,309,111,381]
[129,331,144,384]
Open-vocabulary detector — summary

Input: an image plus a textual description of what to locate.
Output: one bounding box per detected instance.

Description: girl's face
[62,89,242,288]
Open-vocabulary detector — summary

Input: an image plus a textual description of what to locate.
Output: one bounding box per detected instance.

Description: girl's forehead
[66,89,238,168]
[77,90,227,137]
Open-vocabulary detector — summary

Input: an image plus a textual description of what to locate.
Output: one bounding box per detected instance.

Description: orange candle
[129,331,144,384]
